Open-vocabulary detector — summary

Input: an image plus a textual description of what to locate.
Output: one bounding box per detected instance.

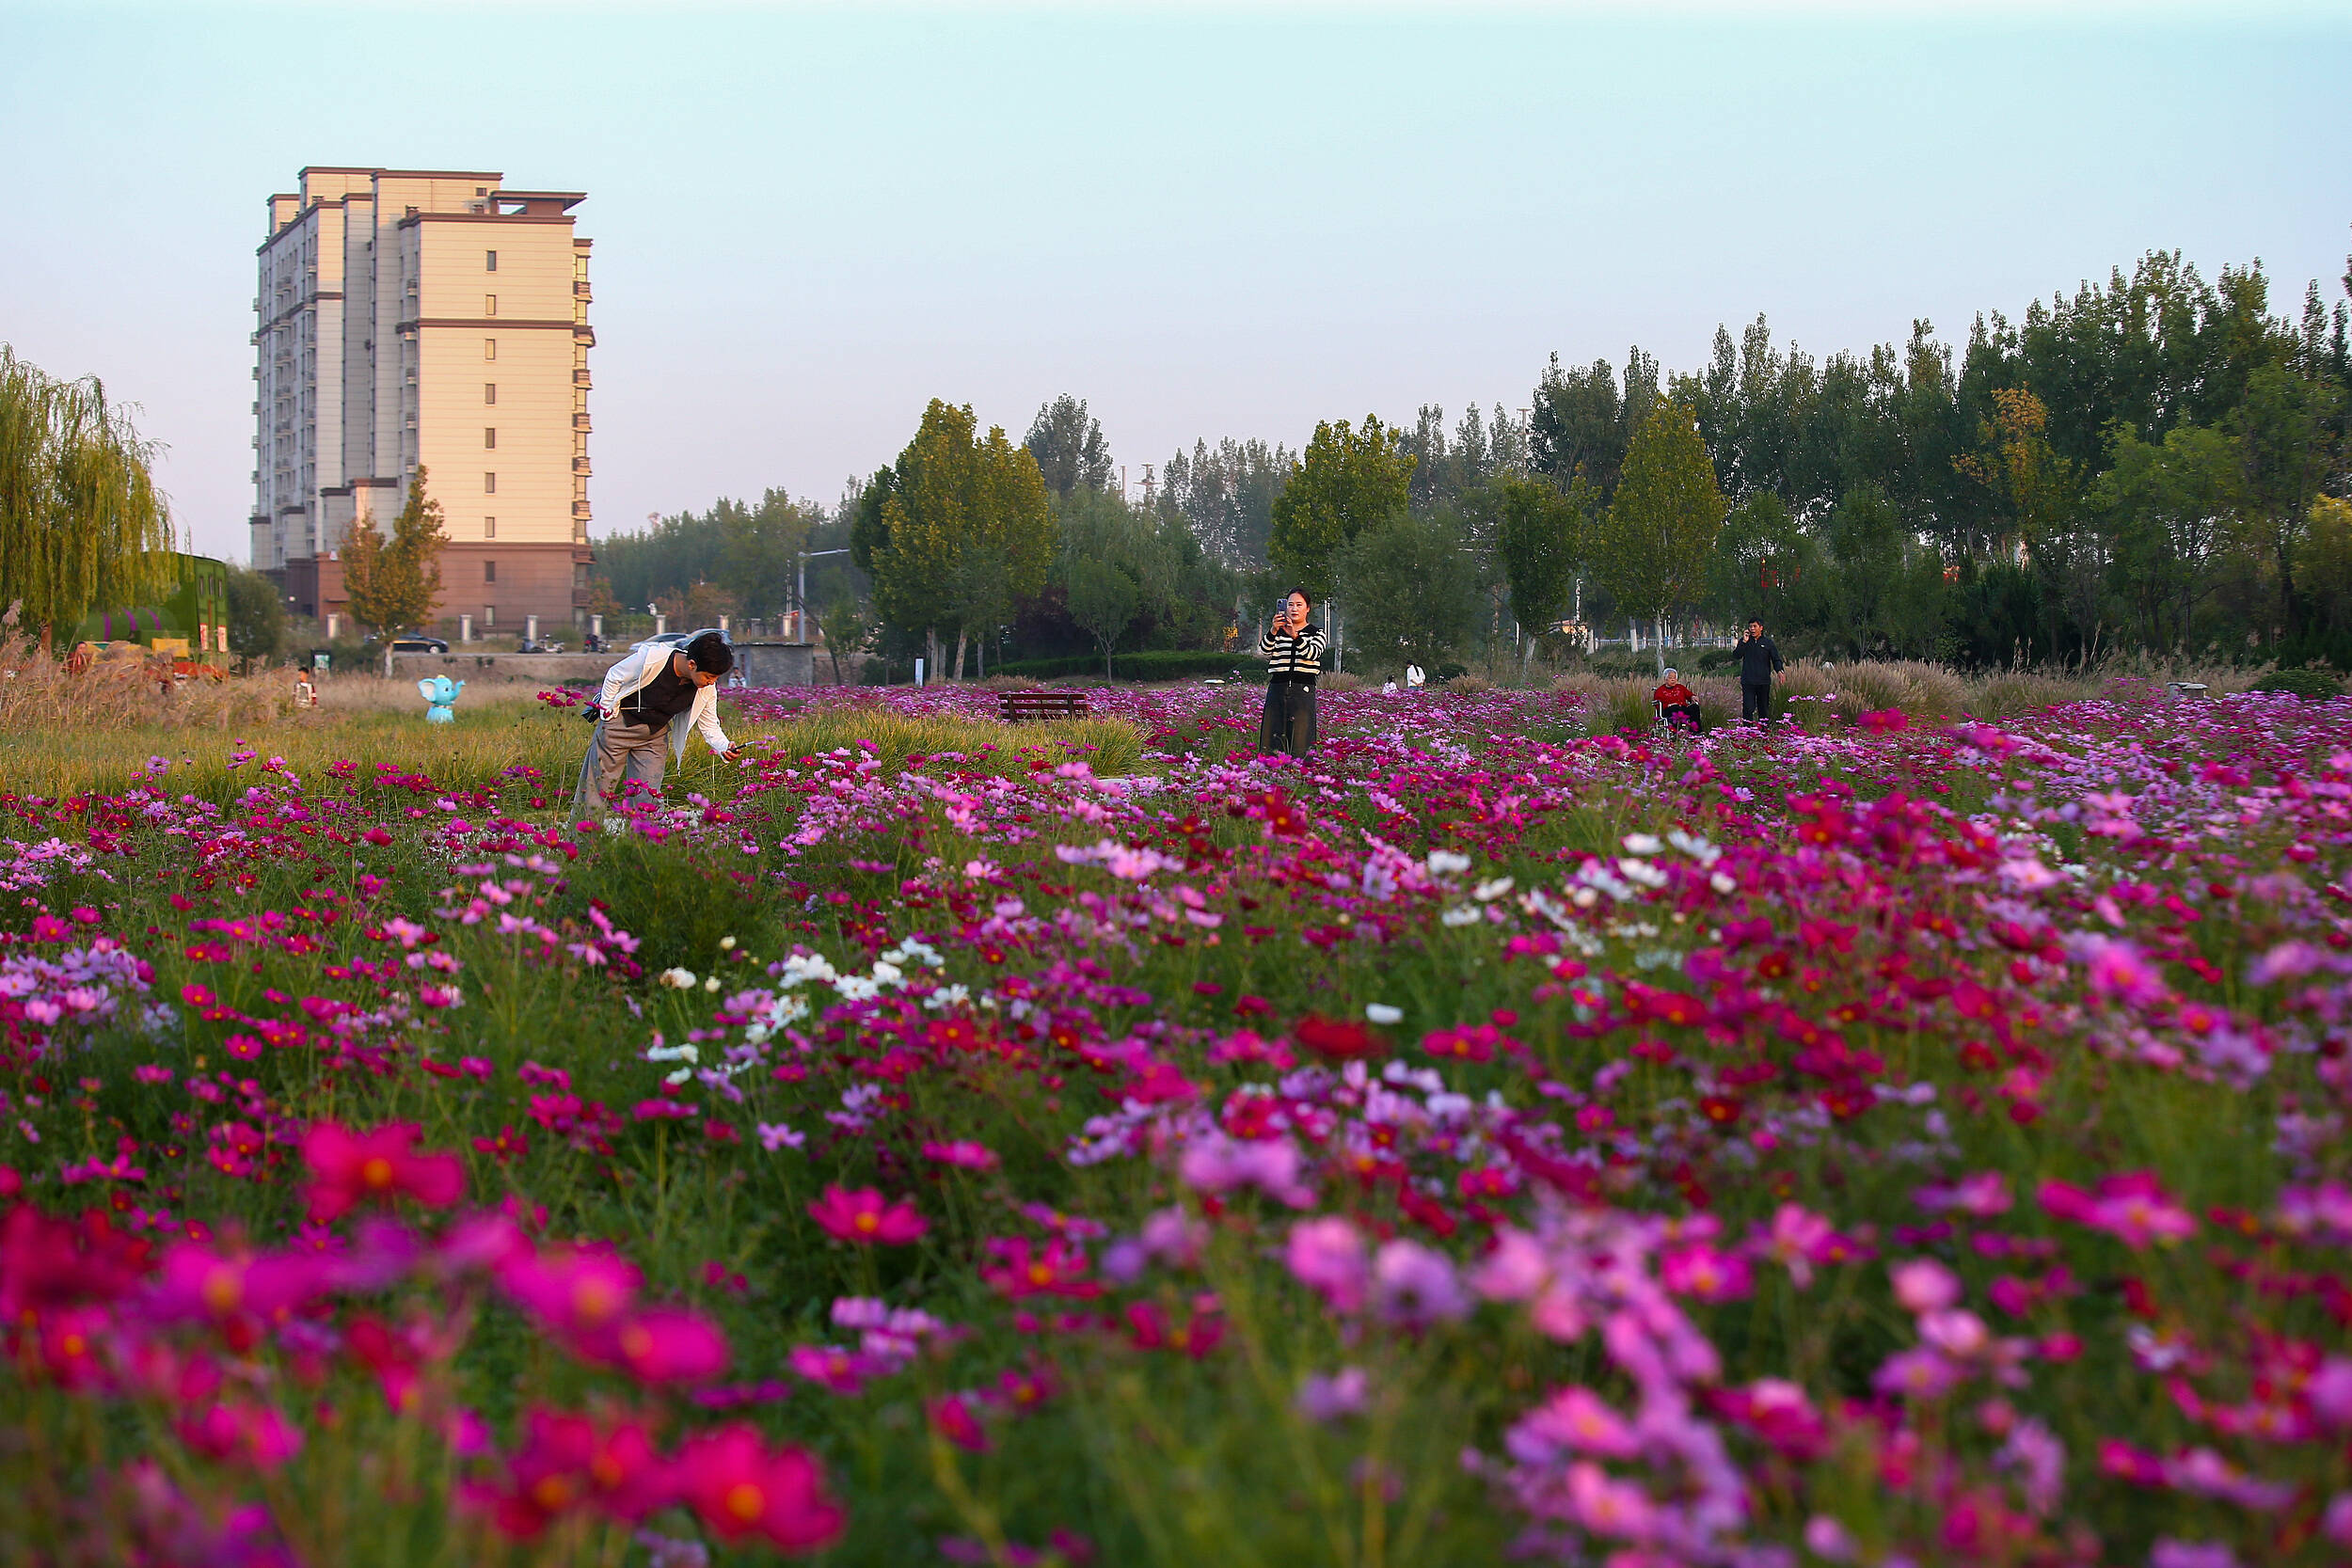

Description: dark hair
[1284,587,1312,609]
[685,630,734,675]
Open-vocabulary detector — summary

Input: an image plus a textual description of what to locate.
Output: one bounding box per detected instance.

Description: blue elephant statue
[417,675,465,722]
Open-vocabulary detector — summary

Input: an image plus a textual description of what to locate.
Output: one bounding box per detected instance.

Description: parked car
[389,637,449,654]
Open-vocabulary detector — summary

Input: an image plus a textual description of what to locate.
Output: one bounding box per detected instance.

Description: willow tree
[0,345,177,646]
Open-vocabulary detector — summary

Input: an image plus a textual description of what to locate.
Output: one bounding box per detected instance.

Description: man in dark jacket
[1734,619,1783,721]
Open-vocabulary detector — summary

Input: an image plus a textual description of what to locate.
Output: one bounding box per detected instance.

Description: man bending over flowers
[568,629,743,822]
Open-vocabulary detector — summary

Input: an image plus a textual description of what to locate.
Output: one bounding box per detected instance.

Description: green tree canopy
[343,467,448,637]
[866,400,1055,675]
[1266,416,1415,600]
[0,344,176,644]
[225,566,288,668]
[1587,401,1724,641]
[1025,395,1114,498]
[1482,475,1585,641]
[1334,511,1481,677]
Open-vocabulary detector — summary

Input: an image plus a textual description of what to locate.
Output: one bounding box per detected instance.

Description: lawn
[2,678,2348,1566]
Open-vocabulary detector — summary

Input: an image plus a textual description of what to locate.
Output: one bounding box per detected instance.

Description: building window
[484,340,497,360]
[485,472,496,494]
[485,294,497,316]
[485,561,498,583]
[485,427,497,450]
[484,605,496,627]
[485,516,496,539]
[485,383,496,404]
[485,249,498,271]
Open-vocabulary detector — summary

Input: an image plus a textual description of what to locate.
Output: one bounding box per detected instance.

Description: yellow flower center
[201,1268,243,1314]
[724,1482,765,1523]
[360,1157,395,1189]
[854,1212,880,1234]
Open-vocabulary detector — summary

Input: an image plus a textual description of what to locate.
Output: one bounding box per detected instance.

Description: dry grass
[1546,656,2279,736]
[0,636,292,733]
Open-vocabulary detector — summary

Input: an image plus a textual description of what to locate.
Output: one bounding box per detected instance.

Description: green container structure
[71,553,231,659]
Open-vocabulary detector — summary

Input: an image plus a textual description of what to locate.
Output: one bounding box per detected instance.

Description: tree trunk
[952,629,967,682]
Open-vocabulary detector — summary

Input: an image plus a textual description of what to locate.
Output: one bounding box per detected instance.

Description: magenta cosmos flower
[807,1185,928,1245]
[672,1423,846,1553]
[300,1121,465,1222]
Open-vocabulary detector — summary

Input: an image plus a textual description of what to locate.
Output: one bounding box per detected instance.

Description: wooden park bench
[998,689,1090,723]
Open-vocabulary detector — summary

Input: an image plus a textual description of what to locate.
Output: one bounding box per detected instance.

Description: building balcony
[572,456,591,475]
[572,500,592,518]
[574,280,592,301]
[572,412,592,432]
[572,369,592,388]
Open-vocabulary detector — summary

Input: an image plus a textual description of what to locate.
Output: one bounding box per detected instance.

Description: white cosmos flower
[1473,876,1516,902]
[1709,871,1739,895]
[1620,833,1663,856]
[1365,1003,1403,1025]
[658,967,696,990]
[1440,906,1482,927]
[1426,850,1472,877]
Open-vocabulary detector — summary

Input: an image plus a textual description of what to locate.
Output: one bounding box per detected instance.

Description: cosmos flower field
[4,679,2351,1567]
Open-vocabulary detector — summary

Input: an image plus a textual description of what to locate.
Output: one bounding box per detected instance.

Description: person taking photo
[1734,619,1784,722]
[1256,588,1325,758]
[569,630,743,821]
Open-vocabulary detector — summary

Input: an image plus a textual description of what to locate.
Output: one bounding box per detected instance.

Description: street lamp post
[794,549,850,642]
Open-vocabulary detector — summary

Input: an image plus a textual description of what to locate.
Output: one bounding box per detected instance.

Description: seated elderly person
[1653,669,1702,734]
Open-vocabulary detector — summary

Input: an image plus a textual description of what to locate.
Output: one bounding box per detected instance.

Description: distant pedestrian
[1256,588,1325,758]
[1733,619,1783,722]
[569,630,741,821]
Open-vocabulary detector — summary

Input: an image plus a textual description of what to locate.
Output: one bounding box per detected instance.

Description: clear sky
[3,2,2348,563]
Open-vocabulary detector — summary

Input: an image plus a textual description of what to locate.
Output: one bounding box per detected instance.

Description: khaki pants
[568,721,669,821]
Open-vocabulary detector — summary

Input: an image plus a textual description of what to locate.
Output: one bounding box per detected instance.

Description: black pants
[1260,678,1317,756]
[1741,682,1771,721]
[1661,703,1701,733]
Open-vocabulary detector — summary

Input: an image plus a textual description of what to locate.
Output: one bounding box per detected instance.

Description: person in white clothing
[568,630,741,822]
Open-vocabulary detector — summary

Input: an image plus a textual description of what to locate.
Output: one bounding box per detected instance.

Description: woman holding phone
[1256,587,1326,757]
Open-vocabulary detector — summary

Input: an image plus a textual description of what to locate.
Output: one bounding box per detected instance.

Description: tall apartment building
[251,166,594,634]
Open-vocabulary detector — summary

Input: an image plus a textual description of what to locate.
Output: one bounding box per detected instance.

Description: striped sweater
[1257,621,1327,678]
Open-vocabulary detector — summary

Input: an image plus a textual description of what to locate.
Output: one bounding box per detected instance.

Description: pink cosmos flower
[979,1237,1102,1300]
[1659,1243,1754,1303]
[1508,1386,1640,1462]
[1873,1346,1962,1401]
[1285,1216,1369,1313]
[922,1141,998,1171]
[1755,1203,1836,1288]
[807,1185,928,1246]
[1565,1461,1659,1541]
[788,1343,877,1395]
[670,1423,846,1553]
[604,1307,729,1386]
[1890,1259,1963,1314]
[2039,1171,2196,1249]
[500,1245,642,1337]
[178,1401,304,1469]
[1296,1367,1369,1422]
[478,1409,671,1537]
[1915,1172,2012,1217]
[151,1242,324,1323]
[1178,1132,1315,1209]
[300,1121,465,1222]
[1372,1239,1469,1326]
[2078,935,2169,1007]
[930,1393,991,1452]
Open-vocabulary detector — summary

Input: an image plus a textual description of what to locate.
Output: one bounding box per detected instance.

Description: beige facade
[251,167,594,631]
